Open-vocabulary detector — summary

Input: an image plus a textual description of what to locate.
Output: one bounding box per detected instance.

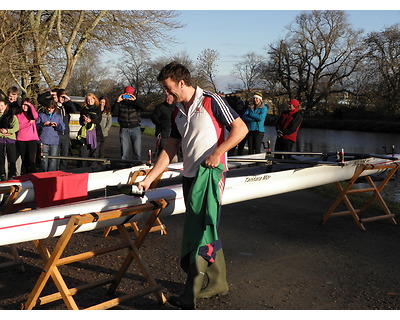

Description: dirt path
[1,127,400,310]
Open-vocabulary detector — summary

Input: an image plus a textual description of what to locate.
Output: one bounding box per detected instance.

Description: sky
[158,9,400,91]
[3,3,400,92]
[168,10,400,75]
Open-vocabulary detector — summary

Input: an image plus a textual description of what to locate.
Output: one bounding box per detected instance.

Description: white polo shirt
[170,87,238,178]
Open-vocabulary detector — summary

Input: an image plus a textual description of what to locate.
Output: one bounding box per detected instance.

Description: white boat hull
[0,155,397,246]
[0,153,266,205]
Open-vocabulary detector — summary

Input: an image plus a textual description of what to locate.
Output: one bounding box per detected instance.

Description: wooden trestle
[103,169,167,238]
[321,163,399,230]
[0,185,26,272]
[22,198,168,310]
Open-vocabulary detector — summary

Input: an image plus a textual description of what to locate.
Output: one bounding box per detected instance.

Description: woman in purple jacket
[16,98,40,174]
[36,100,65,172]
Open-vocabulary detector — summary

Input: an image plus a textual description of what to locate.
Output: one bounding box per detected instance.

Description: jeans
[58,135,70,170]
[40,143,59,172]
[119,127,141,161]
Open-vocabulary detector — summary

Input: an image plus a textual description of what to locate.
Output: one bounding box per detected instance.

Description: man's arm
[138,137,181,191]
[150,105,162,126]
[63,99,77,113]
[205,117,248,168]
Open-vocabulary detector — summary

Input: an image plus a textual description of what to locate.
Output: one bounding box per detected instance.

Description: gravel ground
[1,127,400,312]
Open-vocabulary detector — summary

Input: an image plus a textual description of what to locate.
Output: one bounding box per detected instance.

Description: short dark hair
[45,99,58,113]
[56,88,66,98]
[6,86,18,95]
[157,62,192,86]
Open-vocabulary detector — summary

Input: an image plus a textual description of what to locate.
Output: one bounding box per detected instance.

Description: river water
[141,118,400,203]
[268,126,400,203]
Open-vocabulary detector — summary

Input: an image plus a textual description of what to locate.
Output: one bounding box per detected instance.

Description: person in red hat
[112,86,145,163]
[274,99,303,159]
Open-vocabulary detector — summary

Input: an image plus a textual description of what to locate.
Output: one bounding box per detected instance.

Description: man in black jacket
[56,89,78,170]
[112,86,145,161]
[151,94,175,157]
[5,86,22,115]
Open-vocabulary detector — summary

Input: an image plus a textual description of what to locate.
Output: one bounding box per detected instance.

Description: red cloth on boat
[14,171,89,208]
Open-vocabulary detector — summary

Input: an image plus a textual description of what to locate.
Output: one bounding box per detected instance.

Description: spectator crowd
[0,84,303,182]
[0,86,143,181]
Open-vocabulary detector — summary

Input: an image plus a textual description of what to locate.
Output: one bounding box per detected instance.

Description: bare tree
[116,47,153,96]
[66,51,108,96]
[265,10,364,111]
[232,52,265,100]
[363,24,400,115]
[197,48,219,92]
[0,10,182,100]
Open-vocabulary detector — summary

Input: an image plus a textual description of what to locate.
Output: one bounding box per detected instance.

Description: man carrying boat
[138,62,248,309]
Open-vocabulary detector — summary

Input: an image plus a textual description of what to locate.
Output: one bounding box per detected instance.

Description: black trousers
[0,141,17,179]
[274,137,295,159]
[247,131,264,154]
[17,140,38,174]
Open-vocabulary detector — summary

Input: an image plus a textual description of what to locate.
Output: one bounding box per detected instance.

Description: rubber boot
[168,255,208,309]
[197,249,229,299]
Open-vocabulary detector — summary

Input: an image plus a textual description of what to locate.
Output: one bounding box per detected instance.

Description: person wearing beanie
[275,98,303,159]
[112,86,145,163]
[241,92,268,154]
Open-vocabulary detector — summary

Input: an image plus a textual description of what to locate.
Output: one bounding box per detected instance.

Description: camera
[122,94,131,99]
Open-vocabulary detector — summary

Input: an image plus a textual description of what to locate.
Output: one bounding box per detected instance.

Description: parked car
[69,96,84,139]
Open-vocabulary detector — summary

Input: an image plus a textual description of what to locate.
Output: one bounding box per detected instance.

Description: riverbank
[1,127,400,311]
[265,115,400,134]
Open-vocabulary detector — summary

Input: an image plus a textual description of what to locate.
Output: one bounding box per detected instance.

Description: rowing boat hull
[0,155,397,246]
[0,163,181,205]
[0,153,266,205]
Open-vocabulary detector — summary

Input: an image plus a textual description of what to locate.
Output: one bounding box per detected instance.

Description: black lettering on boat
[245,174,271,182]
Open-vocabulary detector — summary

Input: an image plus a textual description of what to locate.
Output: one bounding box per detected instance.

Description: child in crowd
[36,100,65,172]
[0,99,20,180]
[99,96,112,159]
[16,98,39,174]
[78,93,103,167]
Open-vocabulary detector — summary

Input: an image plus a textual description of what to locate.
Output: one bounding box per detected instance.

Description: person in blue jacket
[36,100,65,172]
[242,92,268,154]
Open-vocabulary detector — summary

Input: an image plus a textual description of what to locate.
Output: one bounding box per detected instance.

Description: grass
[142,127,155,137]
[112,123,155,137]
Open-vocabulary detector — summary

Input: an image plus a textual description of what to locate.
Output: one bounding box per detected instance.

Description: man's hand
[138,179,151,192]
[205,152,221,169]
